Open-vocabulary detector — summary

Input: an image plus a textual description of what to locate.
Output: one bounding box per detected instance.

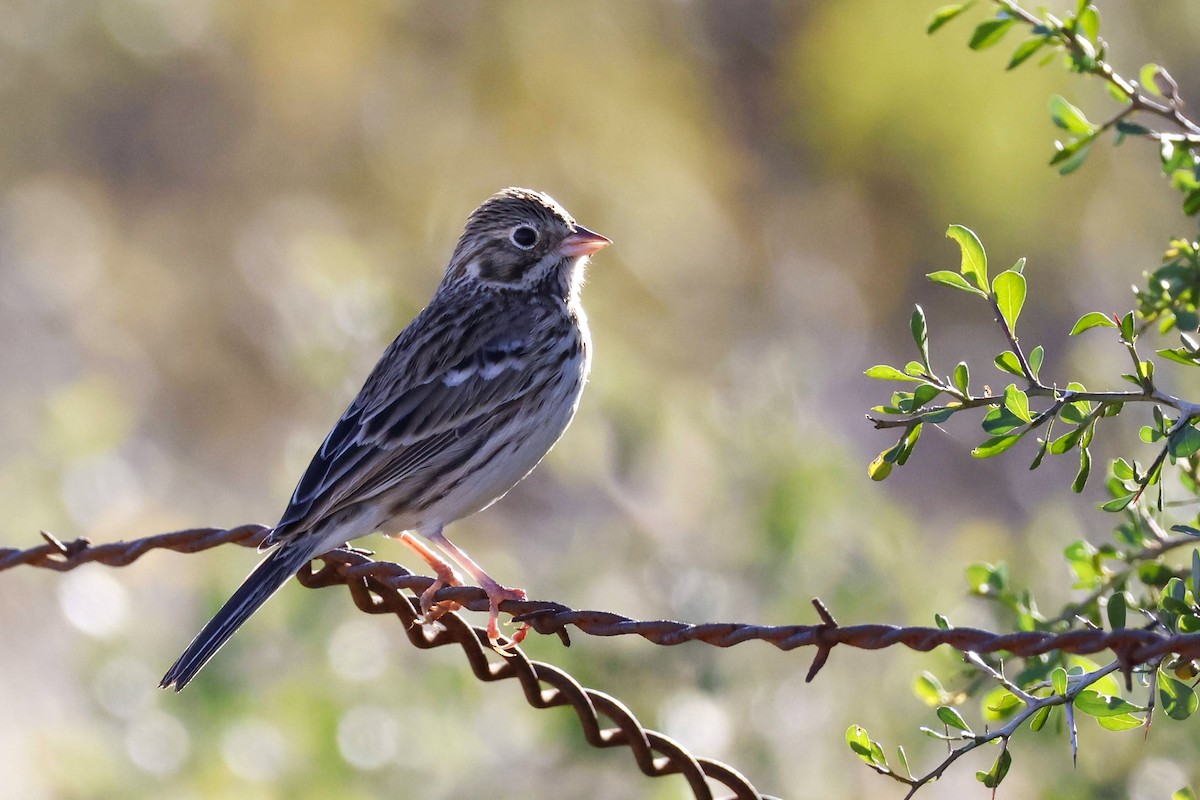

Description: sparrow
[160,187,609,690]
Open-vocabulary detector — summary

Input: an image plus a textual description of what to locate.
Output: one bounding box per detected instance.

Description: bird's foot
[480,579,529,654]
[416,562,464,624]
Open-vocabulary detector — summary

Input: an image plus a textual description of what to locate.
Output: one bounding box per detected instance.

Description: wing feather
[271,298,557,540]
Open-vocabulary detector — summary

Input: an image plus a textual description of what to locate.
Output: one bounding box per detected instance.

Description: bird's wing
[269,304,553,541]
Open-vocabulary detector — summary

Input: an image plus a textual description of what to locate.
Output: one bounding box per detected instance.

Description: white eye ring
[510,225,538,250]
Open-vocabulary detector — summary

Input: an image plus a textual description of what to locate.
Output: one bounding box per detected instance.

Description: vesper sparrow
[161,187,610,690]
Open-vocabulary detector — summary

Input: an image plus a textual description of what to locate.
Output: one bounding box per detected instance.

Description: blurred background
[2,1,1200,798]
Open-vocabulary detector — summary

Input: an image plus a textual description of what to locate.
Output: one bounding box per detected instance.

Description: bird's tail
[159,540,318,691]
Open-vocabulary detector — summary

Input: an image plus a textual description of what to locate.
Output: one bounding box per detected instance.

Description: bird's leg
[394,531,463,622]
[424,529,529,651]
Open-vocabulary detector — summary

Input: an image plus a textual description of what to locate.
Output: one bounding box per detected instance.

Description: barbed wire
[2,526,775,800]
[13,525,1200,795]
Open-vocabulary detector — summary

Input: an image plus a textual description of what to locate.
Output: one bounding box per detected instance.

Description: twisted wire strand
[2,526,776,800]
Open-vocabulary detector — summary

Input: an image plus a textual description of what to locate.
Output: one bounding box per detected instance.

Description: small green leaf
[1029,345,1044,380]
[1141,63,1165,97]
[912,305,930,367]
[1107,591,1128,630]
[865,365,920,381]
[1172,787,1197,800]
[914,672,946,706]
[1111,458,1134,481]
[1120,311,1136,343]
[1096,713,1144,731]
[1070,311,1118,335]
[976,747,1012,788]
[934,613,951,630]
[937,705,972,733]
[1030,705,1052,732]
[896,746,911,779]
[994,350,1023,376]
[1077,5,1100,41]
[1101,493,1137,512]
[868,451,894,481]
[952,362,970,395]
[928,270,983,293]
[1160,672,1199,720]
[1050,95,1095,135]
[927,2,974,34]
[1007,36,1048,70]
[973,433,1022,458]
[846,724,874,761]
[1073,446,1091,493]
[1074,690,1143,717]
[946,224,988,291]
[1052,667,1068,695]
[1169,425,1200,459]
[968,16,1017,50]
[1003,384,1033,423]
[993,270,1027,333]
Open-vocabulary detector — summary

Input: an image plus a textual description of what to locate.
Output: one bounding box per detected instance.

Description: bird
[160,187,610,691]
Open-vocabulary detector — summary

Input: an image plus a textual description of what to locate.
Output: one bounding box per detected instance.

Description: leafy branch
[851,1,1200,795]
[930,0,1200,215]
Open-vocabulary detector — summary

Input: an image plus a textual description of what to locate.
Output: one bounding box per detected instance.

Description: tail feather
[159,542,318,691]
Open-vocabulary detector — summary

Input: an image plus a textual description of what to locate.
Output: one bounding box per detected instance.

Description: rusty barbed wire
[2,526,775,800]
[14,526,1200,795]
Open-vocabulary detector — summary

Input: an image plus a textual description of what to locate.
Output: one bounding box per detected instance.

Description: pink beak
[559,225,612,258]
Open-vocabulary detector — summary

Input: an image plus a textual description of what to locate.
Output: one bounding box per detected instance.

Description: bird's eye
[510,225,538,250]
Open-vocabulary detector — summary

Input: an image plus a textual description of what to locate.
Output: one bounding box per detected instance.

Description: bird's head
[445,187,610,300]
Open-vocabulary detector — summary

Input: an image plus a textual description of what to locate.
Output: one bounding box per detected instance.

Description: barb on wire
[1,526,776,800]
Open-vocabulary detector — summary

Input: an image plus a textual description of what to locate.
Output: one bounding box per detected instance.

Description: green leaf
[1107,591,1128,630]
[896,746,911,780]
[973,433,1022,458]
[865,365,920,381]
[993,270,1027,333]
[1160,672,1199,720]
[868,451,894,481]
[976,747,1012,789]
[1003,384,1032,423]
[983,686,1023,721]
[1101,493,1137,512]
[1029,345,1044,380]
[1077,5,1100,40]
[927,2,974,34]
[1073,446,1091,493]
[1050,95,1095,135]
[1052,667,1068,695]
[946,224,988,291]
[1074,690,1143,717]
[914,672,946,706]
[968,16,1017,50]
[1141,63,1165,97]
[1096,713,1144,731]
[1007,36,1048,70]
[912,305,930,367]
[1030,705,1052,732]
[927,269,983,294]
[1053,140,1093,175]
[1172,788,1197,800]
[1169,424,1200,459]
[1070,311,1118,335]
[953,362,970,395]
[1120,311,1136,343]
[934,613,951,630]
[1183,189,1200,217]
[937,706,972,733]
[994,350,1023,376]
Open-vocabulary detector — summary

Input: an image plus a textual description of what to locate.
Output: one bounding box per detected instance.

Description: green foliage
[856,1,1200,794]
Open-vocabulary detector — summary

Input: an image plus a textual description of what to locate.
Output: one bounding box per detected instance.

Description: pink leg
[394,531,463,621]
[425,529,529,651]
